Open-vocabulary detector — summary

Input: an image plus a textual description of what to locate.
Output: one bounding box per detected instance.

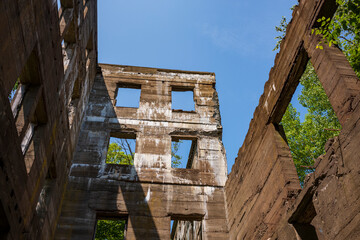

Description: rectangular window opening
[279,60,341,186]
[170,217,202,240]
[83,0,89,19]
[8,78,19,103]
[62,42,75,74]
[11,48,47,174]
[36,157,56,223]
[9,78,27,119]
[68,76,81,128]
[171,137,197,169]
[23,95,48,174]
[62,16,77,74]
[85,32,94,70]
[106,134,136,165]
[94,217,128,240]
[171,87,195,112]
[115,84,141,108]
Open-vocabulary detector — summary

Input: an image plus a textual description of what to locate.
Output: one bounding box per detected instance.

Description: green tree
[274,1,360,184]
[106,139,134,165]
[313,0,360,77]
[98,139,183,238]
[171,140,182,168]
[280,62,341,184]
[273,16,288,51]
[106,138,183,167]
[94,219,126,240]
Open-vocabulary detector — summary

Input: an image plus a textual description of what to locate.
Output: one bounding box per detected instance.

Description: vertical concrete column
[304,34,360,126]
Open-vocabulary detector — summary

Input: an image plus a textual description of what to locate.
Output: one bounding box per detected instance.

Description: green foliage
[273,16,288,51]
[94,219,126,240]
[281,62,341,184]
[273,4,297,51]
[275,0,358,185]
[106,139,134,165]
[312,0,360,77]
[171,140,182,168]
[101,140,183,238]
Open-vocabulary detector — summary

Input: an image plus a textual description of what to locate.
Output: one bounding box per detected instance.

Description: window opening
[11,48,47,174]
[21,123,36,154]
[9,79,27,119]
[85,32,94,70]
[68,76,81,128]
[171,87,195,112]
[8,78,19,102]
[94,217,127,240]
[170,217,202,240]
[115,84,141,108]
[23,95,48,174]
[61,15,77,74]
[12,49,43,135]
[14,85,42,138]
[280,60,341,185]
[57,0,61,10]
[36,158,56,224]
[63,42,75,74]
[171,137,197,169]
[83,0,89,19]
[106,135,136,165]
[289,191,319,240]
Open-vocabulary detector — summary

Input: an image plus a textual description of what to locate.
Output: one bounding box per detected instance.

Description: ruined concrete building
[0,0,359,239]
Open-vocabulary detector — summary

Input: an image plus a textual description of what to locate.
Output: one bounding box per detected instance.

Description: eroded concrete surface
[0,0,360,239]
[55,64,228,239]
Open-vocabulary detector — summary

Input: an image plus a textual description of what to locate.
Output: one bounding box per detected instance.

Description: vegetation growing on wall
[313,0,360,78]
[275,0,359,184]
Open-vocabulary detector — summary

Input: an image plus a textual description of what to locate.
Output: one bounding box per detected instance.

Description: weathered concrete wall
[0,0,97,239]
[55,64,229,239]
[225,0,360,239]
[2,0,360,239]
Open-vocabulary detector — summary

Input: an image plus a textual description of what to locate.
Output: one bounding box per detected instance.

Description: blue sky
[98,0,298,173]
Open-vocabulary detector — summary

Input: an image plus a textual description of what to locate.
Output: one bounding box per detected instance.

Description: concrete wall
[1,0,360,239]
[225,0,360,239]
[55,64,229,239]
[0,0,97,239]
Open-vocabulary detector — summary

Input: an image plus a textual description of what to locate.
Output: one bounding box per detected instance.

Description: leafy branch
[312,0,360,77]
